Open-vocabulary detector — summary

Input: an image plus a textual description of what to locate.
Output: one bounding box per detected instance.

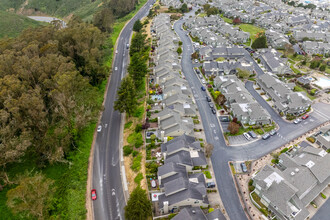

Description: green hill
[25,0,103,20]
[0,10,42,38]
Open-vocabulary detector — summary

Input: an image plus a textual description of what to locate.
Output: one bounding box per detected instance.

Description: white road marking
[210,123,215,128]
[214,136,219,140]
[313,109,330,120]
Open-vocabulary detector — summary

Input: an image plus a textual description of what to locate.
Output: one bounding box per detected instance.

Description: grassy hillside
[0,0,25,11]
[25,0,103,19]
[0,10,42,38]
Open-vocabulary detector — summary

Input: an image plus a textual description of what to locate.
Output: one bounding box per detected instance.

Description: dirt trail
[17,0,28,14]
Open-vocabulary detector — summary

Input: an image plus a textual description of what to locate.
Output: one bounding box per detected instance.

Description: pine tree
[114,76,138,116]
[125,186,152,220]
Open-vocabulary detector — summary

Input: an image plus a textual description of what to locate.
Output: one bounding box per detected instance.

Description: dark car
[206,96,211,102]
[270,130,277,136]
[241,163,248,173]
[262,133,271,140]
[201,86,206,91]
[248,131,257,139]
[91,189,97,200]
[212,108,216,114]
[206,182,216,188]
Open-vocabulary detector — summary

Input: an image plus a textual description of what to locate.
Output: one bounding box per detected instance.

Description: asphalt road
[174,12,330,220]
[92,1,155,220]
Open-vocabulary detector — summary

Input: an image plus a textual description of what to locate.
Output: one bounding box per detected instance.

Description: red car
[302,114,309,120]
[91,189,97,200]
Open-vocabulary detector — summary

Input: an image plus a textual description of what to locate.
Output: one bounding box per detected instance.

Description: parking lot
[228,135,253,146]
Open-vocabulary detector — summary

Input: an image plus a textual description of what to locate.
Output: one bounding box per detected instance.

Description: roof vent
[192,210,196,214]
[295,168,299,173]
[291,172,295,176]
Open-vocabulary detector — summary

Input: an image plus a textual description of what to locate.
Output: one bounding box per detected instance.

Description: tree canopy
[114,76,138,116]
[124,186,152,220]
[133,19,143,32]
[251,32,267,49]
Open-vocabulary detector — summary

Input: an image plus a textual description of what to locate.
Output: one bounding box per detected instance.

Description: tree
[114,76,138,116]
[191,52,199,59]
[206,7,219,17]
[130,31,147,55]
[203,4,211,11]
[6,172,55,219]
[233,17,241,25]
[177,47,182,55]
[319,64,326,71]
[180,3,189,13]
[205,143,214,157]
[216,93,226,105]
[133,19,143,32]
[251,32,267,49]
[284,43,294,57]
[93,7,114,33]
[125,186,152,220]
[237,68,250,79]
[128,53,148,87]
[227,122,240,134]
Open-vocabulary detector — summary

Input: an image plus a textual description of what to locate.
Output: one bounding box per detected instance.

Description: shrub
[321,193,326,199]
[131,153,142,172]
[271,159,279,164]
[127,132,143,148]
[307,136,316,143]
[132,150,139,157]
[260,208,268,216]
[310,89,317,96]
[204,171,212,179]
[168,213,177,219]
[260,92,266,95]
[208,208,214,213]
[124,121,133,129]
[280,148,289,154]
[123,145,133,156]
[248,185,255,192]
[134,173,144,184]
[135,124,142,133]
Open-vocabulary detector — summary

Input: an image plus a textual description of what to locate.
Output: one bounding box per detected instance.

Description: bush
[248,185,255,192]
[123,145,133,156]
[127,132,143,148]
[168,213,177,219]
[208,208,214,213]
[132,150,139,157]
[135,124,142,133]
[134,172,144,184]
[204,171,212,179]
[131,153,142,172]
[260,92,266,95]
[260,208,268,216]
[319,64,326,71]
[124,121,133,129]
[271,158,279,164]
[280,148,289,154]
[310,89,317,96]
[321,193,326,199]
[307,136,316,143]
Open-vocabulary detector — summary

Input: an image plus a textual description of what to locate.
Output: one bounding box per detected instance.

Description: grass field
[0,10,43,38]
[0,0,25,11]
[239,24,264,41]
[221,14,233,24]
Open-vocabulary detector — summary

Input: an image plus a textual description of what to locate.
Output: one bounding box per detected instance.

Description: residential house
[257,73,312,115]
[316,125,330,151]
[302,41,330,55]
[252,145,330,220]
[173,207,226,220]
[258,49,293,75]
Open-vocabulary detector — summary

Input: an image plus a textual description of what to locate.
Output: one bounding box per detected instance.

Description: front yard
[238,24,264,42]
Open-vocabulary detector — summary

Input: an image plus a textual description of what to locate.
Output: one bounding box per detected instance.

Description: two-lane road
[92,1,155,219]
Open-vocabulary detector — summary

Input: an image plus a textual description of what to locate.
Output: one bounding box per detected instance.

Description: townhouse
[257,73,312,116]
[214,75,272,125]
[253,145,330,220]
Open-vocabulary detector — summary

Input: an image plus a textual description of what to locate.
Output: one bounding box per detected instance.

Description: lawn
[294,85,316,100]
[290,64,301,74]
[238,24,264,41]
[0,10,43,38]
[220,14,233,24]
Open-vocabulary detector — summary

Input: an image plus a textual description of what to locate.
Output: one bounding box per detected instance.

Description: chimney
[163,201,169,214]
[161,130,165,141]
[158,176,162,185]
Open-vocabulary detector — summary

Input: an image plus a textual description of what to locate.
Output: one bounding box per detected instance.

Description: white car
[201,79,206,84]
[115,67,118,71]
[195,59,198,63]
[97,125,102,132]
[243,132,251,141]
[116,50,118,54]
[294,118,302,124]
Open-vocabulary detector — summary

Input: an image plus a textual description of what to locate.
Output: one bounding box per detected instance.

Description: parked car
[241,163,248,173]
[206,182,216,188]
[294,118,302,124]
[243,132,251,141]
[209,102,214,108]
[212,108,216,114]
[262,133,270,140]
[201,79,206,84]
[146,132,154,137]
[126,44,129,49]
[116,50,118,54]
[302,114,309,120]
[248,131,257,139]
[270,130,277,136]
[97,125,102,132]
[199,74,203,79]
[206,96,211,102]
[91,189,97,200]
[201,86,206,91]
[315,131,323,137]
[195,59,198,63]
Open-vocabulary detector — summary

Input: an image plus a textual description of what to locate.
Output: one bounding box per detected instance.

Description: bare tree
[205,143,214,158]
